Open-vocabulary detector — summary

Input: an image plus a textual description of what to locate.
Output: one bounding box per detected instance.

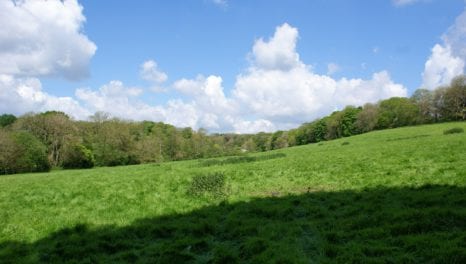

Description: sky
[0,0,465,133]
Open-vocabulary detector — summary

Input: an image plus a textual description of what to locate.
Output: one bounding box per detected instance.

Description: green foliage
[253,132,270,152]
[0,131,50,174]
[377,97,419,129]
[13,132,51,173]
[411,89,435,123]
[355,103,379,133]
[312,118,328,142]
[188,172,228,198]
[443,127,464,135]
[62,144,95,169]
[326,106,361,139]
[0,114,16,127]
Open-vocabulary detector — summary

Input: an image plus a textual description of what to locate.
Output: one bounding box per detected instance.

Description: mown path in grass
[0,122,465,263]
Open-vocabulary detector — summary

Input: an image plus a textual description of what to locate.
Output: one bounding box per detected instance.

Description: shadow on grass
[199,153,286,167]
[1,185,465,263]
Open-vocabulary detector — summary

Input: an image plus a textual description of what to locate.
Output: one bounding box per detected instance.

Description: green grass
[1,122,465,263]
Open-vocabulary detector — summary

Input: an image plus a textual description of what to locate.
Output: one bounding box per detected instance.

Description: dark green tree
[0,114,17,127]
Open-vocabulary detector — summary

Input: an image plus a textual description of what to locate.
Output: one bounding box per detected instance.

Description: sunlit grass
[1,122,465,262]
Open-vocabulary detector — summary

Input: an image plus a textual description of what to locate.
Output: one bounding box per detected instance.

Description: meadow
[0,122,465,263]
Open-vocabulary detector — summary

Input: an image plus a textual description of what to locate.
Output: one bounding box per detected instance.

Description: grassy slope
[0,122,465,263]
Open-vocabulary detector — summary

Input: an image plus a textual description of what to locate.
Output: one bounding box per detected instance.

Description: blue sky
[1,0,465,133]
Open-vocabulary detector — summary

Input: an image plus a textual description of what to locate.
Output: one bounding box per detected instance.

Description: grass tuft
[443,127,464,135]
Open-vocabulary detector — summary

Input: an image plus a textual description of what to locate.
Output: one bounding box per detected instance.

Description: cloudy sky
[0,0,465,133]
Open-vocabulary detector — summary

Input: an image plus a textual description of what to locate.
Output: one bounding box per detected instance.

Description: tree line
[0,75,465,175]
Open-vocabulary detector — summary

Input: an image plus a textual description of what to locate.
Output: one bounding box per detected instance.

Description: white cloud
[0,74,90,119]
[251,23,301,71]
[327,63,340,75]
[421,44,464,89]
[231,119,276,134]
[75,81,163,121]
[443,7,466,59]
[422,8,466,89]
[1,16,408,134]
[140,60,168,84]
[0,0,96,80]
[173,75,237,129]
[232,23,407,130]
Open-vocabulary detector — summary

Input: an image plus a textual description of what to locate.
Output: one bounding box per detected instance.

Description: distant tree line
[0,75,465,175]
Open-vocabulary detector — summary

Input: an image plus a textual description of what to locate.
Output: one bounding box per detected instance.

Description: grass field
[1,122,465,263]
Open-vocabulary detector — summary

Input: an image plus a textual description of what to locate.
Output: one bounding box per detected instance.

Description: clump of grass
[188,172,228,198]
[341,141,350,146]
[443,127,464,135]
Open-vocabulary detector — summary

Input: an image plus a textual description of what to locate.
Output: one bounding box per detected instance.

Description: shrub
[443,127,464,135]
[188,172,228,198]
[62,144,95,169]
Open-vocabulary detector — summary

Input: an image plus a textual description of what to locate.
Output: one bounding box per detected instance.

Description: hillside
[0,122,465,263]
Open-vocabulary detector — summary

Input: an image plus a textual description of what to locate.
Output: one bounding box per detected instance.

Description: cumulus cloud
[0,0,96,80]
[0,74,90,119]
[232,23,407,130]
[422,44,464,89]
[0,12,408,133]
[230,118,276,134]
[251,23,301,71]
[75,81,164,121]
[74,78,231,130]
[422,8,466,89]
[173,75,237,129]
[140,60,168,84]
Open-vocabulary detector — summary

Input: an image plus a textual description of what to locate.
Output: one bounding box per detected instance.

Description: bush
[188,172,228,198]
[443,127,464,135]
[62,144,95,169]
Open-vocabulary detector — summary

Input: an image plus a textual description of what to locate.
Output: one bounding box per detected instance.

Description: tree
[355,103,379,133]
[325,106,361,140]
[13,131,51,173]
[0,114,17,128]
[91,119,139,166]
[376,97,419,129]
[0,130,20,174]
[312,118,328,142]
[411,89,434,123]
[0,130,50,174]
[445,75,466,120]
[270,131,289,150]
[14,112,77,167]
